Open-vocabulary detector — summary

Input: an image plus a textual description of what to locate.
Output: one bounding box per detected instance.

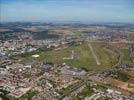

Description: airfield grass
[119,48,134,66]
[14,42,118,71]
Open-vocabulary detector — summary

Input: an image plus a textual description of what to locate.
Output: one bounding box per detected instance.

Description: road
[88,43,101,65]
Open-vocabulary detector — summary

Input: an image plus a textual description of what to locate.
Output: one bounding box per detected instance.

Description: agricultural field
[107,78,134,93]
[14,42,119,71]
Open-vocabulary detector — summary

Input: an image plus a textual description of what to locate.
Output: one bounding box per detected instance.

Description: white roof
[32,54,40,58]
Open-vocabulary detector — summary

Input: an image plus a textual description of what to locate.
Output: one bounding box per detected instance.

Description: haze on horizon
[0,0,134,23]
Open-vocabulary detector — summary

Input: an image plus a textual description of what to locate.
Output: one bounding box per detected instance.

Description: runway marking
[88,43,101,65]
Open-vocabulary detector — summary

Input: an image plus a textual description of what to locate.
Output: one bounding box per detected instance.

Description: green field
[14,42,118,71]
[119,48,134,66]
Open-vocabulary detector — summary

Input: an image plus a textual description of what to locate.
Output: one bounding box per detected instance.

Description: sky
[0,0,134,23]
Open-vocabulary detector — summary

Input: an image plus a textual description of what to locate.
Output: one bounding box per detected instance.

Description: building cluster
[0,59,45,99]
[85,88,133,100]
[60,65,87,76]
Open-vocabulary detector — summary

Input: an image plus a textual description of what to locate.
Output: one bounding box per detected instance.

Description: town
[0,22,134,100]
